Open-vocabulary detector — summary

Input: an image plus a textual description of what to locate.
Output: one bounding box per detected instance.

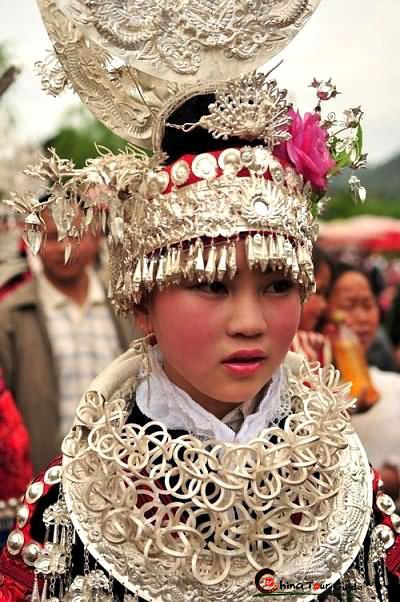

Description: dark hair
[312,245,334,276]
[162,93,265,164]
[330,262,377,297]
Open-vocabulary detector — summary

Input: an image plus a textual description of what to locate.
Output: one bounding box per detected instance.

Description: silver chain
[84,547,90,575]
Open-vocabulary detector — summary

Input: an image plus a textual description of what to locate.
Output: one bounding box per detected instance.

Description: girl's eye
[265,279,294,294]
[191,281,228,295]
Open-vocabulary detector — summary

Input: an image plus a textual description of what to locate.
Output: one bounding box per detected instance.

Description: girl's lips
[222,359,265,377]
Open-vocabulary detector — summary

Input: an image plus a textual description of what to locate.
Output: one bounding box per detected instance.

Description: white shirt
[351,366,400,469]
[37,269,122,438]
[136,347,289,443]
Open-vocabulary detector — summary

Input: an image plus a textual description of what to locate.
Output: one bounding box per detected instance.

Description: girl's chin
[208,386,264,405]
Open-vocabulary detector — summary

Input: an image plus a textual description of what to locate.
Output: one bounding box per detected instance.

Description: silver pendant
[63,570,113,601]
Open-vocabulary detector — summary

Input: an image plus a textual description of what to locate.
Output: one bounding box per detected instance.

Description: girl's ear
[134,302,154,335]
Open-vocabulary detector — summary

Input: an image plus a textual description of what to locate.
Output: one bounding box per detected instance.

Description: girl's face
[139,241,301,418]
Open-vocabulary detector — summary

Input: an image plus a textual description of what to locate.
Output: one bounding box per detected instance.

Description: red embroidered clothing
[0,459,399,601]
[0,375,32,502]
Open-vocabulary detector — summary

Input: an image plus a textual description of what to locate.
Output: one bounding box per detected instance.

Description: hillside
[331,153,400,200]
[361,153,400,200]
[324,151,400,220]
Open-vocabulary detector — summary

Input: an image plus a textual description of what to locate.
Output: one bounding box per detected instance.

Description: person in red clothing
[0,373,32,548]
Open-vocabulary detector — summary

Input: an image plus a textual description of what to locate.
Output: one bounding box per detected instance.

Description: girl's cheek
[269,297,301,341]
[152,295,220,352]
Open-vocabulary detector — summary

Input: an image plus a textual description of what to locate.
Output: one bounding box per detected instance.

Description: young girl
[1,92,398,602]
[1,1,399,600]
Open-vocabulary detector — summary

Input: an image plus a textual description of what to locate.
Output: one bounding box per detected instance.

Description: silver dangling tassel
[227,240,237,279]
[32,572,41,602]
[268,236,278,270]
[165,247,173,278]
[252,233,264,269]
[132,258,142,293]
[376,560,390,602]
[124,269,133,295]
[116,272,124,292]
[259,234,269,271]
[184,244,195,279]
[216,245,228,281]
[134,334,152,378]
[146,256,156,288]
[246,234,255,269]
[141,256,149,283]
[101,209,107,233]
[64,243,72,264]
[275,234,285,269]
[156,255,166,287]
[58,578,64,600]
[173,247,182,277]
[291,248,300,280]
[205,244,217,283]
[194,240,205,279]
[40,577,48,601]
[283,239,293,271]
[296,244,307,266]
[24,213,43,256]
[52,523,59,545]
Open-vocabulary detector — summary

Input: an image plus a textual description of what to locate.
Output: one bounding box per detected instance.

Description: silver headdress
[4,0,366,314]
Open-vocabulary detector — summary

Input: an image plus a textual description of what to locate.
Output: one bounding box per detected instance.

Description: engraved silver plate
[54,0,321,82]
[62,350,372,602]
[36,0,321,149]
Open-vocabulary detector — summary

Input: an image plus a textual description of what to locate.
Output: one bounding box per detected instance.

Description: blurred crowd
[293,244,400,504]
[0,206,141,544]
[0,207,400,543]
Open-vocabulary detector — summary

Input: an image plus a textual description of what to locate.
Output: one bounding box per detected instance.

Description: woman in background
[327,265,400,502]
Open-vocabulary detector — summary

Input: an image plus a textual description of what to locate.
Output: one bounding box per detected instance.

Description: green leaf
[355,124,363,157]
[334,149,352,169]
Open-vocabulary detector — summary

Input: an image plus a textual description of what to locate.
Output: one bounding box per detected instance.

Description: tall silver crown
[36,0,321,148]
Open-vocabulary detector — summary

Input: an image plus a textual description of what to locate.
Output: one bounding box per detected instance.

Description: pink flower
[275,109,335,190]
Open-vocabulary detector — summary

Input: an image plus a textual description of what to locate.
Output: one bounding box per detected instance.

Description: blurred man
[0,209,137,472]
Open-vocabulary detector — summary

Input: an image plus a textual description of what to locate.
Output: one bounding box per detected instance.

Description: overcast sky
[1,0,399,165]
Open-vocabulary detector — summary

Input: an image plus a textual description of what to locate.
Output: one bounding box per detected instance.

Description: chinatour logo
[254,569,332,597]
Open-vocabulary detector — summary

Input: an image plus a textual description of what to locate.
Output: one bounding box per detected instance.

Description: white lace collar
[136,346,287,443]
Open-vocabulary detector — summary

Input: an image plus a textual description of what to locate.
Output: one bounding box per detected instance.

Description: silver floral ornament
[22,543,41,566]
[26,481,45,504]
[6,529,24,556]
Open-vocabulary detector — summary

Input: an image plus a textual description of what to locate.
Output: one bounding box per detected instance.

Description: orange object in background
[329,312,380,409]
